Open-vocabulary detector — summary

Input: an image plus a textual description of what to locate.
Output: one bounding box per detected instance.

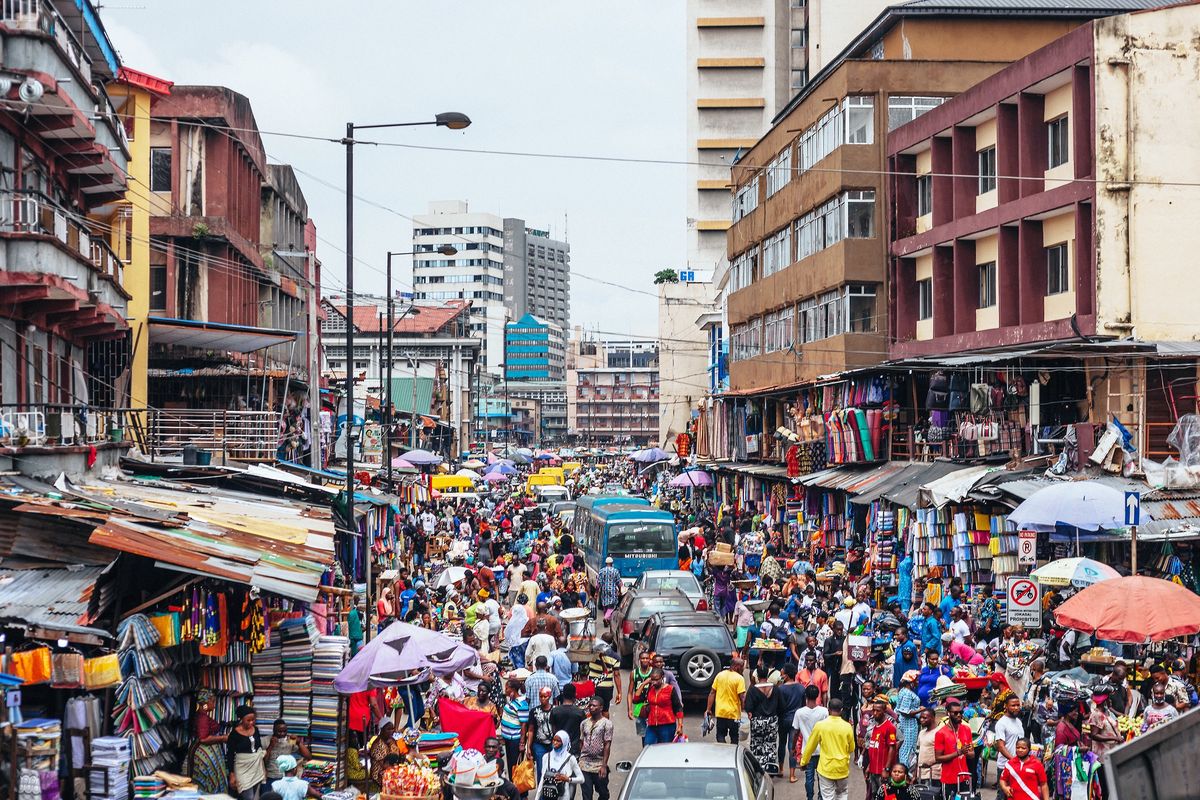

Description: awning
[387,377,434,417]
[919,465,999,509]
[0,564,115,639]
[799,462,907,493]
[877,461,969,509]
[715,462,793,480]
[149,316,298,353]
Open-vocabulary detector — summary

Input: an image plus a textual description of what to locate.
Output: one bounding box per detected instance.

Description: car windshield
[643,574,701,595]
[658,625,731,651]
[607,523,674,556]
[629,596,692,620]
[625,767,740,800]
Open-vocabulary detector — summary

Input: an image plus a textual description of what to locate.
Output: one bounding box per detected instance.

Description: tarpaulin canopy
[148,316,296,353]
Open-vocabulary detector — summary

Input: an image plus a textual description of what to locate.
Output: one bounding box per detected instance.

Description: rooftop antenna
[564,212,569,243]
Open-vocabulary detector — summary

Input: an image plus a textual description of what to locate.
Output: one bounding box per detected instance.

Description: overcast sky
[104,1,686,335]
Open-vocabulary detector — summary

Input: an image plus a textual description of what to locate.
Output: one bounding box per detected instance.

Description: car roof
[648,611,727,627]
[641,570,698,579]
[629,742,743,768]
[627,587,690,600]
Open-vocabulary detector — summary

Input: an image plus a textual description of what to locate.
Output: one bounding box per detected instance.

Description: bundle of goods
[381,763,441,800]
[445,749,503,793]
[750,638,784,651]
[415,732,459,770]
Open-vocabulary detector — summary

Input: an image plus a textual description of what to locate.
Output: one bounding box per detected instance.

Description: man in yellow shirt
[799,698,855,800]
[706,656,746,743]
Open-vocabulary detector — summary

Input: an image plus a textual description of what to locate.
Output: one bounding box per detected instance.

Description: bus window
[606,522,674,556]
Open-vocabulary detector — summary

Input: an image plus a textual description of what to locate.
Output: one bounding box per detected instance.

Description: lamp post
[343,111,470,640]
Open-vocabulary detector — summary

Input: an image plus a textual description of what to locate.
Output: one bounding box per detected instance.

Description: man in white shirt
[507,557,528,605]
[993,695,1026,776]
[948,606,971,644]
[791,684,829,797]
[834,597,855,630]
[420,509,437,536]
[525,617,558,668]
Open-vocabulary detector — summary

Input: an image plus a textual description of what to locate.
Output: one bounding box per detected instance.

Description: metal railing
[4,190,125,287]
[146,409,282,464]
[1,0,93,86]
[0,403,131,447]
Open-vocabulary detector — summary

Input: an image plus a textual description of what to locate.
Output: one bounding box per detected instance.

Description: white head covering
[546,730,572,773]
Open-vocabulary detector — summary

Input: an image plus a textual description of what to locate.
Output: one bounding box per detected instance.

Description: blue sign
[1125,491,1140,526]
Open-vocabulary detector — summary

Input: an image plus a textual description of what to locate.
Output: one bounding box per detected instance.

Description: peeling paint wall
[1094,5,1200,342]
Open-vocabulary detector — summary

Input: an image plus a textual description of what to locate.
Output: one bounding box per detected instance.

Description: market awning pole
[1131,524,1138,576]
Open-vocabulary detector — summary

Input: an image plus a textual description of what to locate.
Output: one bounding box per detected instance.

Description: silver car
[616,743,772,800]
[634,569,707,611]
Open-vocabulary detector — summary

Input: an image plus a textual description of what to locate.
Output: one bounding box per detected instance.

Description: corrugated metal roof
[896,0,1190,11]
[881,461,969,509]
[717,462,793,479]
[388,377,434,416]
[0,565,113,637]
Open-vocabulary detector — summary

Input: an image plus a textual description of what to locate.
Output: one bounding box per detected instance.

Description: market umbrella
[630,447,670,464]
[535,453,558,461]
[1054,576,1200,642]
[670,470,713,488]
[511,453,533,465]
[401,449,443,466]
[390,457,418,473]
[487,462,517,476]
[462,458,486,470]
[455,468,482,481]
[434,566,470,588]
[1031,557,1120,588]
[1006,481,1143,532]
[333,620,478,692]
[515,447,534,457]
[482,471,510,483]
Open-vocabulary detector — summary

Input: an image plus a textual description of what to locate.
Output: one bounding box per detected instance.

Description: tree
[653,269,680,285]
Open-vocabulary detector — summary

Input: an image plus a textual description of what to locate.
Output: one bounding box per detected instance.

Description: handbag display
[969,384,991,414]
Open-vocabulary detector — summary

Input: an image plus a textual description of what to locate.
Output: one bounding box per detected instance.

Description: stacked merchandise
[910,506,954,578]
[90,736,132,800]
[14,718,61,772]
[280,615,319,737]
[112,615,185,776]
[309,635,350,788]
[200,640,254,729]
[805,490,850,553]
[989,516,1021,578]
[952,508,994,585]
[251,627,283,738]
[131,775,166,800]
[869,504,898,595]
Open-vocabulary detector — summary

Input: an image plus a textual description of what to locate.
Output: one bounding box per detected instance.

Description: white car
[615,743,773,800]
[634,569,707,611]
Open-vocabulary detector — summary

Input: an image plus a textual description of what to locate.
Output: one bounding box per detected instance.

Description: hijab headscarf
[546,730,572,773]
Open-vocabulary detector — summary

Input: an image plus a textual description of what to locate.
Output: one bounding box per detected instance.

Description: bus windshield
[606,522,674,556]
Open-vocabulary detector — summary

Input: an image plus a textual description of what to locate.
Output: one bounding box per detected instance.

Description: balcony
[0,403,133,450]
[146,409,283,464]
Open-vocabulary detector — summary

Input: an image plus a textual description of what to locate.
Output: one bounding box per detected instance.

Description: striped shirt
[524,669,560,705]
[499,694,529,741]
[587,651,620,689]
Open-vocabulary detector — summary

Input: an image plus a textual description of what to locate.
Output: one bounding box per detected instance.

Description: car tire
[678,647,721,691]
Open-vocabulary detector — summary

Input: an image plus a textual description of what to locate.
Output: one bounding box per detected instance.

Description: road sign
[1017,530,1038,566]
[1007,576,1042,628]
[1125,491,1141,526]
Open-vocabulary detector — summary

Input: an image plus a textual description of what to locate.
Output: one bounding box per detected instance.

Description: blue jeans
[803,757,818,800]
[510,640,527,670]
[532,742,552,779]
[643,723,676,746]
[635,716,647,739]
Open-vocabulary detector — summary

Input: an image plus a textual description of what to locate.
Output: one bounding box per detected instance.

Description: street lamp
[497,361,510,452]
[343,112,470,641]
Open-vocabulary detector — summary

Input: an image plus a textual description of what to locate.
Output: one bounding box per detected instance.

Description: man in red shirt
[1000,738,1050,800]
[865,698,897,798]
[934,698,974,800]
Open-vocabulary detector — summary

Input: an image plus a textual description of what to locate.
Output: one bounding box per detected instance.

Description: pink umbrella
[482,472,510,483]
[670,470,713,488]
[391,457,417,470]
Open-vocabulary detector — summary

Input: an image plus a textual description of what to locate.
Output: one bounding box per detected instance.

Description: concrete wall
[1093,4,1200,342]
[658,280,716,444]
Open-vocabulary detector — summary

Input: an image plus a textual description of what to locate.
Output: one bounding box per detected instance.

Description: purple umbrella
[487,462,518,476]
[670,470,713,488]
[630,447,670,464]
[482,471,511,483]
[400,449,443,466]
[333,620,479,692]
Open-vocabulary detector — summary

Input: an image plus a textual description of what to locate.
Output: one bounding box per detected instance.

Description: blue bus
[573,498,677,580]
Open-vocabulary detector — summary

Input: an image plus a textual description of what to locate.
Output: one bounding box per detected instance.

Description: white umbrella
[455,468,482,481]
[434,566,469,588]
[1007,481,1144,532]
[1031,557,1121,587]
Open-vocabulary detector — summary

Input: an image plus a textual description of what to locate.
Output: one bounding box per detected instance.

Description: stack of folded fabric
[131,775,166,800]
[309,635,349,774]
[90,736,131,800]
[279,616,319,736]
[251,639,283,737]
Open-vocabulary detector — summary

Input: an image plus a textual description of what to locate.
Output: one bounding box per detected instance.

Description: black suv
[633,611,735,697]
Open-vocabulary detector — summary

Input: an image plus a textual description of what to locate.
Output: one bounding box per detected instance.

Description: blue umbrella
[630,447,670,464]
[486,462,518,476]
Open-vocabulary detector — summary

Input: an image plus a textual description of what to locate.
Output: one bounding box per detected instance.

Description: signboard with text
[1006,576,1042,628]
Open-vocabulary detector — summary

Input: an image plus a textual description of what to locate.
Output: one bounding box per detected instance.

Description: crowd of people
[217,456,1200,800]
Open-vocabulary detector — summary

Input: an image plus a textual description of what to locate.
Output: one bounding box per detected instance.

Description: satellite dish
[19,78,43,103]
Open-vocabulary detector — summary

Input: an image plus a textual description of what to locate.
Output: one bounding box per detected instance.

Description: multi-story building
[322,299,478,458]
[700,0,1165,466]
[507,381,568,445]
[412,201,570,374]
[503,221,570,328]
[658,272,717,445]
[508,397,541,447]
[685,0,891,273]
[887,1,1200,461]
[567,333,660,445]
[505,313,565,382]
[0,0,132,477]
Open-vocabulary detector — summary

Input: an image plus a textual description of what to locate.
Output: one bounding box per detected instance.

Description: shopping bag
[10,645,51,684]
[512,758,537,794]
[83,653,122,689]
[50,651,84,688]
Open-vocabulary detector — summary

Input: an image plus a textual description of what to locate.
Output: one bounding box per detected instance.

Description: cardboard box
[715,542,733,553]
[708,550,735,567]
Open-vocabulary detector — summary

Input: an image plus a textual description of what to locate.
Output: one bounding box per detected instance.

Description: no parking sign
[1006,576,1042,628]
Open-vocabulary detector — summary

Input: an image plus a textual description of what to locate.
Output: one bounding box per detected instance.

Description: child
[874,763,914,800]
[271,755,319,800]
[998,739,1050,800]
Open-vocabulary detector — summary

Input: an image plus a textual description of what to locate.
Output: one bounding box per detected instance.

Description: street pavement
[604,671,868,800]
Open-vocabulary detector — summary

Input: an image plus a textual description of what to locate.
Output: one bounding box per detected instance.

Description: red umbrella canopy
[1054,575,1200,643]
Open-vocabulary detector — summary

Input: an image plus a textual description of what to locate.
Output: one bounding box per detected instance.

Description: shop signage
[1006,576,1042,628]
[1017,530,1037,566]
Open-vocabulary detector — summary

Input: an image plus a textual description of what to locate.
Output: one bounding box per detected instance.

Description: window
[762,227,792,277]
[149,148,172,193]
[150,266,167,311]
[917,279,934,321]
[798,105,843,172]
[978,261,997,308]
[978,146,997,194]
[1046,243,1069,295]
[730,248,758,292]
[766,148,791,197]
[763,307,794,352]
[1048,116,1069,168]
[845,190,875,238]
[732,175,760,222]
[730,322,762,362]
[915,175,932,217]
[888,96,945,130]
[845,284,877,333]
[844,96,874,145]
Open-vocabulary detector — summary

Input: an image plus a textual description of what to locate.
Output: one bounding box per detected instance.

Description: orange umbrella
[1054,576,1200,642]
